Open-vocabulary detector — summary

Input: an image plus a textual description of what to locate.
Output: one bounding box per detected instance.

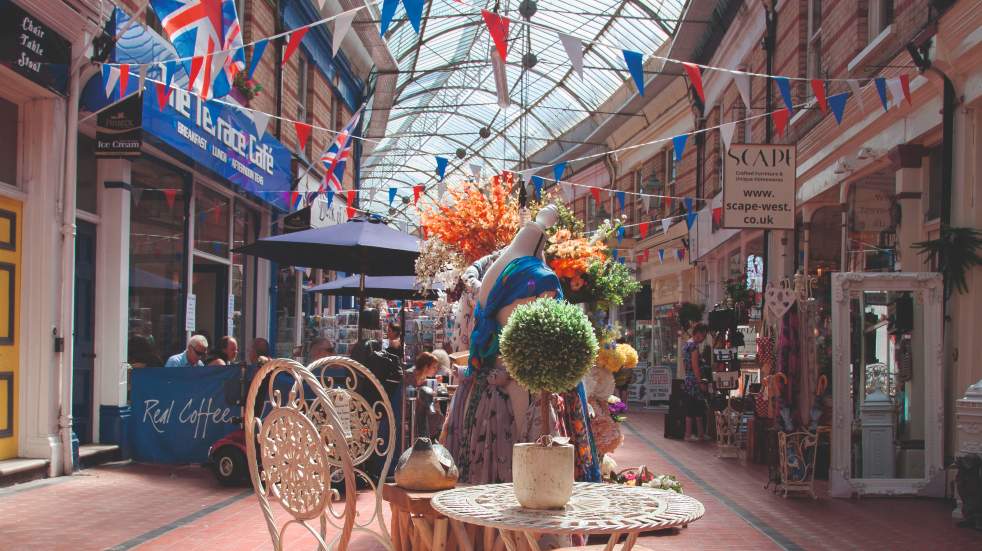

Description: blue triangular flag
[388,187,397,206]
[658,249,665,263]
[436,157,448,181]
[402,0,424,33]
[672,134,688,162]
[203,100,223,125]
[684,197,697,229]
[531,175,544,201]
[616,190,625,211]
[618,257,626,265]
[828,92,848,124]
[616,226,625,244]
[326,189,335,208]
[380,0,398,35]
[612,249,619,260]
[874,78,889,111]
[775,77,794,112]
[553,162,567,183]
[623,50,645,96]
[248,40,267,80]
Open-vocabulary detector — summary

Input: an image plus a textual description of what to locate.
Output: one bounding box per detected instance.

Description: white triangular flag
[735,72,751,111]
[559,33,584,79]
[332,9,357,57]
[438,181,447,200]
[662,218,671,234]
[887,77,905,110]
[211,49,231,82]
[720,121,736,151]
[469,163,482,180]
[491,51,510,109]
[137,64,149,94]
[645,194,652,211]
[848,80,865,112]
[104,66,120,98]
[561,182,575,202]
[250,110,271,139]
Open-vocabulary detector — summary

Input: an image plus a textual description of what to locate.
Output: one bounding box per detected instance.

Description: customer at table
[207,336,239,366]
[165,335,208,367]
[307,336,335,362]
[248,337,270,366]
[385,323,404,359]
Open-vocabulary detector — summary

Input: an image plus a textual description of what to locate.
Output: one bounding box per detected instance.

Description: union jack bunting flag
[313,108,362,199]
[150,0,246,100]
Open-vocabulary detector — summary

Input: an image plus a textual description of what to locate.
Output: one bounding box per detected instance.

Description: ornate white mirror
[830,272,944,497]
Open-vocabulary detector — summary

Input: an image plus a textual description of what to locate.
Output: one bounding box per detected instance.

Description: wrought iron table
[431,482,705,551]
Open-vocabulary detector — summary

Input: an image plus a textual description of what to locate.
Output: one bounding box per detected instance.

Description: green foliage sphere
[499,298,599,393]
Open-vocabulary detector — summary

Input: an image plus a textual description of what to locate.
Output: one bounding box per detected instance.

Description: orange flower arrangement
[546,228,607,291]
[419,172,520,263]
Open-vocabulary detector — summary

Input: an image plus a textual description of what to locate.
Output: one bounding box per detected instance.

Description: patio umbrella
[233,217,419,276]
[306,275,443,301]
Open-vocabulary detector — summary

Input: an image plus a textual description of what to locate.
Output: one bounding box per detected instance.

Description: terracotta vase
[394,438,459,491]
[512,442,574,509]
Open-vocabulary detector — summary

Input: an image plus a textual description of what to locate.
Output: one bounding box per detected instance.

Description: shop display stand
[714,401,747,463]
[775,427,830,498]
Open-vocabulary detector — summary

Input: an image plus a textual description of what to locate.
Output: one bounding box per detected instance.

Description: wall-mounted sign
[96,92,143,157]
[0,0,70,95]
[185,294,196,332]
[723,144,796,230]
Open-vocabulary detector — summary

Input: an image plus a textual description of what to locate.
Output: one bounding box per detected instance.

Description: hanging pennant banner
[828,92,848,124]
[719,121,736,151]
[886,77,905,110]
[163,188,178,210]
[616,226,625,244]
[248,39,268,79]
[874,78,889,111]
[103,64,120,99]
[137,64,149,94]
[616,190,625,211]
[531,175,544,200]
[681,62,705,104]
[469,163,482,180]
[676,248,685,261]
[326,189,335,208]
[553,161,567,183]
[847,79,865,112]
[775,76,794,112]
[773,107,790,137]
[436,156,448,181]
[722,143,796,230]
[672,134,687,161]
[413,184,424,204]
[735,73,751,112]
[899,74,912,105]
[251,110,271,139]
[388,187,397,206]
[559,33,584,78]
[403,0,425,33]
[661,218,671,234]
[810,79,827,112]
[491,50,510,108]
[639,221,649,238]
[482,10,510,61]
[623,50,645,96]
[658,249,665,263]
[118,64,130,100]
[589,187,601,205]
[294,121,313,151]
[380,0,398,35]
[346,190,356,219]
[332,9,357,56]
[283,27,310,64]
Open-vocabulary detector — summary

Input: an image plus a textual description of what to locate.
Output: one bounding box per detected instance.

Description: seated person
[207,336,239,366]
[164,335,208,367]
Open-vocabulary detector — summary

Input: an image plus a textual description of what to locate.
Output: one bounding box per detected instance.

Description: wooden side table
[383,483,489,551]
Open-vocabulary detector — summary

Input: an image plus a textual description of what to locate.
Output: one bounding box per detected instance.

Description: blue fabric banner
[129,367,241,464]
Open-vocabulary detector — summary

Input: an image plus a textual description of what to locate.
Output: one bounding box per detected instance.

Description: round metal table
[431,482,704,551]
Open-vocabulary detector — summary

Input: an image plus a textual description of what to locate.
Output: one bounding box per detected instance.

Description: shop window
[76,135,98,214]
[232,200,258,353]
[0,98,17,187]
[194,185,230,257]
[867,0,893,43]
[274,265,299,357]
[128,160,188,366]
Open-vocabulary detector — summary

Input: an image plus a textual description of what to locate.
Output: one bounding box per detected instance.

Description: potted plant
[499,298,598,509]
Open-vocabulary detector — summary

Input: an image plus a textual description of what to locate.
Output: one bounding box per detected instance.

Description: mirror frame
[830,272,945,498]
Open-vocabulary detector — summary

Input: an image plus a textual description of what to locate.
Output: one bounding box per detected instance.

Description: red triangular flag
[481,10,510,62]
[421,225,428,239]
[294,121,312,151]
[289,190,300,209]
[163,188,177,210]
[188,56,204,91]
[346,190,356,219]
[681,62,705,104]
[155,82,171,111]
[773,107,791,137]
[899,74,912,105]
[712,207,722,225]
[664,196,672,211]
[639,221,650,238]
[589,186,601,205]
[118,64,129,98]
[283,27,309,64]
[413,184,424,205]
[810,79,827,112]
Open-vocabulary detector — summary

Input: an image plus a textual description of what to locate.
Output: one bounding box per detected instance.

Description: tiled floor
[0,412,978,550]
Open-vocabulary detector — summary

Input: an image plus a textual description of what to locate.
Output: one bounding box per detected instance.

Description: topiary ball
[499,298,598,393]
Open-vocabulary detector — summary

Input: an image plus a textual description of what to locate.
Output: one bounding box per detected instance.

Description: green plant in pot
[499,298,598,509]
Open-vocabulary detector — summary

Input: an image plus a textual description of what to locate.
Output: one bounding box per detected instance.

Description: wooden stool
[383,483,485,551]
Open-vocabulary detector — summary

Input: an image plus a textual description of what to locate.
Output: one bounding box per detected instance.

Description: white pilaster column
[93,159,131,444]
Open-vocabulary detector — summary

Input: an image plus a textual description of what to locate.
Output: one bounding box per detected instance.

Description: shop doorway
[192,260,229,347]
[73,220,97,444]
[0,197,21,460]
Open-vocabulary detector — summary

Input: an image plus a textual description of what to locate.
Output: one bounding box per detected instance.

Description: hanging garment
[776,303,800,430]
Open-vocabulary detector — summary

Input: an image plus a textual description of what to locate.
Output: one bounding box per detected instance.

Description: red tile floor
[0,412,978,550]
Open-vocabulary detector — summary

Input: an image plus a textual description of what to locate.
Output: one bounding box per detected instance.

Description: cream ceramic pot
[512,442,574,509]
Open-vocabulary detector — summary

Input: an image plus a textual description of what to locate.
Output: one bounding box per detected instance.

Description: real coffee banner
[723,144,796,230]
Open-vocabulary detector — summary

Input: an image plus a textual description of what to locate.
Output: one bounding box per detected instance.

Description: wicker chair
[244,358,359,550]
[306,355,398,550]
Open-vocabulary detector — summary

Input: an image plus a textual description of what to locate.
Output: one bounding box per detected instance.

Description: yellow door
[0,196,21,460]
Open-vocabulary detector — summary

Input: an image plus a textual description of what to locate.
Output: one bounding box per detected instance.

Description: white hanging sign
[722,144,796,230]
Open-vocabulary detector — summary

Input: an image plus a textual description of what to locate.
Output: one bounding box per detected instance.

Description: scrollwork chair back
[244,359,358,550]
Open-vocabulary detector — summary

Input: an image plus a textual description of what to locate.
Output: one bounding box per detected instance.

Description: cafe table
[430,482,704,551]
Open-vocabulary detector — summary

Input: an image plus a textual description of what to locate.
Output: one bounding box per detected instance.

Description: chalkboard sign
[0,0,71,95]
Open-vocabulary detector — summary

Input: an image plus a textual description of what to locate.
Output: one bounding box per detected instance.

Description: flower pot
[512,442,574,509]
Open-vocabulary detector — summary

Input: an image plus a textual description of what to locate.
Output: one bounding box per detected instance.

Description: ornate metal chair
[306,355,398,550]
[244,359,358,550]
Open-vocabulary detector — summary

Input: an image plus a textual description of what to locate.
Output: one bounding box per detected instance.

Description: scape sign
[723,144,796,230]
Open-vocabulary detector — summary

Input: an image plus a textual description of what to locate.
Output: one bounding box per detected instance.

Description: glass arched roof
[360,0,686,225]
